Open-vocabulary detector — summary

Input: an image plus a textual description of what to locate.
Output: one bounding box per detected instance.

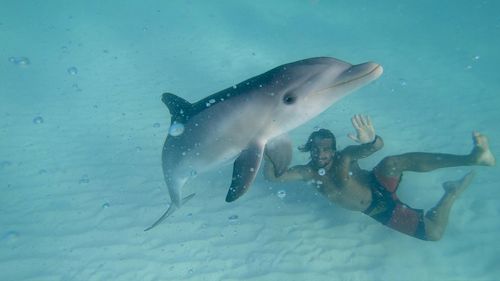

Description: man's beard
[314,158,331,168]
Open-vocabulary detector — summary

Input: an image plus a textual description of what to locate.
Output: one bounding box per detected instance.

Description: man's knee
[376,156,401,176]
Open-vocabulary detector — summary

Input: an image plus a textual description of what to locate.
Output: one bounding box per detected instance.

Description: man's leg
[423,171,475,241]
[374,132,495,179]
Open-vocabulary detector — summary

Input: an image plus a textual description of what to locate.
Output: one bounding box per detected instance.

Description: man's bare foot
[442,171,475,198]
[471,132,496,166]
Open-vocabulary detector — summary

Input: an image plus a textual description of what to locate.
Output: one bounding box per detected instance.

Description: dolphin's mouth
[317,62,383,93]
[335,63,383,87]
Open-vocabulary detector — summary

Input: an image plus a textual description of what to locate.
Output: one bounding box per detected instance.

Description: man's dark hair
[298,128,337,152]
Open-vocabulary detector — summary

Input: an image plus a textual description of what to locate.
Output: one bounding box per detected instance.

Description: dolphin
[145,57,383,231]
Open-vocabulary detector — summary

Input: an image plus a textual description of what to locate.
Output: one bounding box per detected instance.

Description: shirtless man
[264,115,496,241]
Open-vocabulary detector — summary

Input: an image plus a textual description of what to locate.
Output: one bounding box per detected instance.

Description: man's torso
[303,152,374,211]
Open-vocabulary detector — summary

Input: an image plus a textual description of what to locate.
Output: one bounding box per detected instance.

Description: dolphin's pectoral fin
[265,134,293,177]
[225,142,264,202]
[162,92,192,123]
[144,193,196,231]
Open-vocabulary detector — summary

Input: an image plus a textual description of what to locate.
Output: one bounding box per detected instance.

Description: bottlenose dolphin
[145,57,383,231]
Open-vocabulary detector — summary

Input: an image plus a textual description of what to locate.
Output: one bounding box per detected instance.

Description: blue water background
[1,1,499,280]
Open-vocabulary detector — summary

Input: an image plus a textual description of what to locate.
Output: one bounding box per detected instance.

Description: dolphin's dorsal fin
[162,92,192,123]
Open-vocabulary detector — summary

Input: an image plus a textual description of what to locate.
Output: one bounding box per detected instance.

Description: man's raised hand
[348,114,376,144]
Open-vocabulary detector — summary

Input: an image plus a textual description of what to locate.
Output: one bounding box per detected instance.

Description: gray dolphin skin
[145,57,383,231]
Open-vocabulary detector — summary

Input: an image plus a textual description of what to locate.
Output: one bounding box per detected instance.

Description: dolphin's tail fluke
[144,193,196,231]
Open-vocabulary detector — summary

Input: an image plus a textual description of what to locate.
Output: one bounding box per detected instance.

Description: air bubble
[33,116,44,124]
[168,122,184,136]
[8,56,30,66]
[318,168,326,176]
[67,66,78,75]
[277,190,286,199]
[79,175,90,184]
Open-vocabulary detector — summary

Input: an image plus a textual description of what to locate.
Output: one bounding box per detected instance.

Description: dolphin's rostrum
[145,57,383,231]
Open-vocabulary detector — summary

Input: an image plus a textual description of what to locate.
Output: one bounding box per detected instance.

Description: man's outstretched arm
[263,154,310,182]
[342,136,384,160]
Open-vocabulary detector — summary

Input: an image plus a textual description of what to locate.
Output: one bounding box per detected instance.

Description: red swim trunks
[363,171,427,240]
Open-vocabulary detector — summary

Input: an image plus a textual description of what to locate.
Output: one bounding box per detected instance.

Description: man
[263,115,496,241]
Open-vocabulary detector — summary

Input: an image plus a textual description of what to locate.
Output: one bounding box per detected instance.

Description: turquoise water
[1,1,499,280]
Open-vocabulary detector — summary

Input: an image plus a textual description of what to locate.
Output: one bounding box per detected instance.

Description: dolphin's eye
[283,94,296,105]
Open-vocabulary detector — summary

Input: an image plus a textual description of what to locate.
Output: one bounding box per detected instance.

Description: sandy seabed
[1,1,500,280]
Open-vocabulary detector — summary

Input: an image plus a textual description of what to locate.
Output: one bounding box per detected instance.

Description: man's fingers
[351,115,361,130]
[366,115,373,127]
[359,115,366,127]
[362,115,373,127]
[357,114,365,128]
[357,114,364,126]
[353,115,374,127]
[352,114,370,128]
[350,114,375,144]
